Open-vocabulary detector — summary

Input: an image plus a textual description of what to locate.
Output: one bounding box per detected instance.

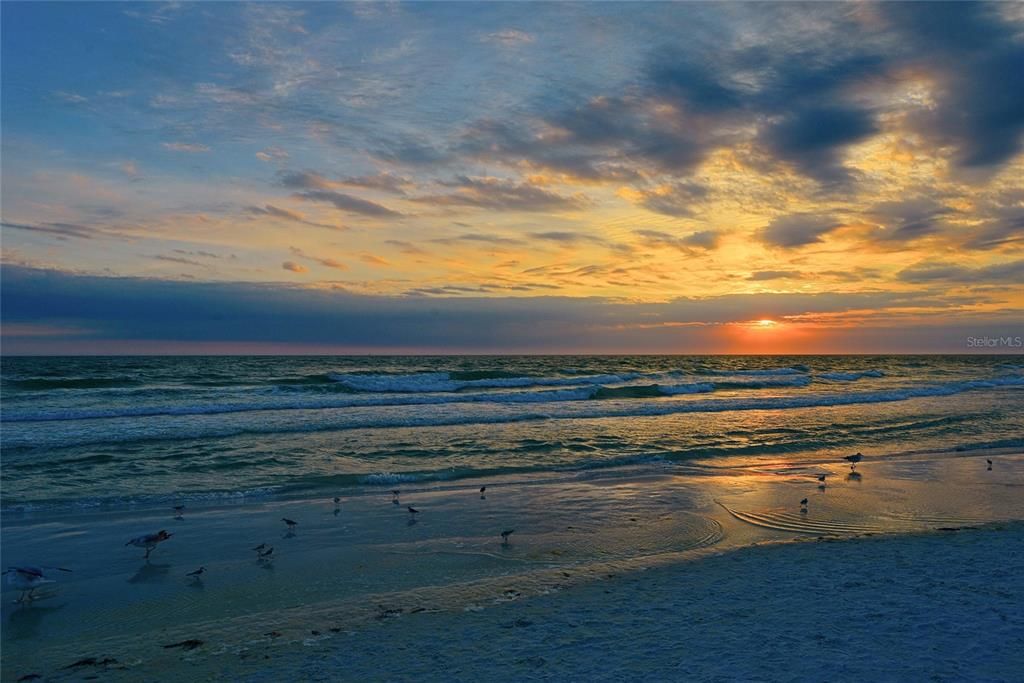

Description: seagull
[252,543,268,553]
[800,498,808,506]
[479,486,487,499]
[407,506,419,517]
[186,567,205,580]
[844,452,863,470]
[3,565,71,603]
[799,498,808,514]
[258,546,274,560]
[333,497,341,506]
[817,474,827,482]
[172,505,185,519]
[125,530,173,559]
[282,518,298,529]
[501,529,515,546]
[987,459,993,471]
[391,490,400,505]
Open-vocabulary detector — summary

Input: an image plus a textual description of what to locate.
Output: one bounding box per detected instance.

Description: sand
[2,449,1022,681]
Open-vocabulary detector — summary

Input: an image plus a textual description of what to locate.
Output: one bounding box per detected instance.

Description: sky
[2,1,1023,354]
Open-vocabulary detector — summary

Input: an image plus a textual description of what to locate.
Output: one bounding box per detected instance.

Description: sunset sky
[2,1,1022,353]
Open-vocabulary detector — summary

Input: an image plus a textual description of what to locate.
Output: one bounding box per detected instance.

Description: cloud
[0,220,99,240]
[431,233,525,246]
[289,247,347,271]
[4,265,1018,353]
[629,182,709,217]
[281,260,308,273]
[757,106,876,184]
[747,270,803,281]
[245,204,341,230]
[897,259,1024,284]
[52,90,88,104]
[360,254,390,267]
[413,176,587,212]
[161,142,211,153]
[878,2,1024,172]
[384,239,426,254]
[760,214,841,248]
[255,146,289,162]
[481,29,535,47]
[634,229,720,252]
[866,198,953,243]
[292,190,404,218]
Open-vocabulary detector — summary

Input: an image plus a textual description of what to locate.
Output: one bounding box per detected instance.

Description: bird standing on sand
[501,530,515,547]
[282,518,298,530]
[844,452,863,470]
[258,546,274,560]
[816,473,827,490]
[252,543,267,553]
[407,506,419,517]
[799,498,808,514]
[3,565,71,603]
[392,490,401,505]
[126,530,173,559]
[479,486,487,499]
[186,567,205,580]
[987,459,993,471]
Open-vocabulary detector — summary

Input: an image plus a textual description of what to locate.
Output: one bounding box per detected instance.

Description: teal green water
[2,355,1022,508]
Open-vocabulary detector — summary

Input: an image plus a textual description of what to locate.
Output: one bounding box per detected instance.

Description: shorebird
[3,565,71,602]
[799,498,808,514]
[258,546,274,559]
[480,486,487,496]
[800,498,808,506]
[252,543,268,553]
[186,567,205,580]
[172,505,185,519]
[987,459,993,471]
[501,529,515,546]
[125,530,173,559]
[391,490,400,505]
[407,506,419,517]
[282,518,298,529]
[817,474,827,482]
[333,497,341,506]
[844,452,863,470]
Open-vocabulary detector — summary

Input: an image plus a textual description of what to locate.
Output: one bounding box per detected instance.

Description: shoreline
[2,449,1022,681]
[3,443,1022,516]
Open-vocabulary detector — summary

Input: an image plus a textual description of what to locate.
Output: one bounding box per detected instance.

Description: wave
[698,365,809,376]
[4,376,142,390]
[818,370,885,381]
[326,371,643,393]
[3,376,1021,450]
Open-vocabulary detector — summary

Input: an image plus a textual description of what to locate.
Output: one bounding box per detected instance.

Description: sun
[755,319,778,328]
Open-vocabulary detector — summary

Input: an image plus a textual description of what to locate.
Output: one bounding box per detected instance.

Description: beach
[3,446,1022,681]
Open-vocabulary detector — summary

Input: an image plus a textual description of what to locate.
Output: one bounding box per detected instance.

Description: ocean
[3,355,1023,510]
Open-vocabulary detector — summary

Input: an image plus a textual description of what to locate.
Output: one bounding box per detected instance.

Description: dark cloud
[370,136,449,166]
[634,182,709,217]
[278,170,411,195]
[879,2,1024,171]
[289,246,347,271]
[281,260,308,273]
[1,220,99,240]
[760,214,841,248]
[897,259,1024,284]
[747,270,802,281]
[867,199,953,243]
[292,190,403,218]
[3,265,1016,353]
[758,106,876,184]
[245,204,342,230]
[413,176,587,212]
[430,232,525,246]
[634,229,720,251]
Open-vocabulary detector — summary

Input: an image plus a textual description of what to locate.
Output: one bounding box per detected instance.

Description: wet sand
[2,448,1022,681]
